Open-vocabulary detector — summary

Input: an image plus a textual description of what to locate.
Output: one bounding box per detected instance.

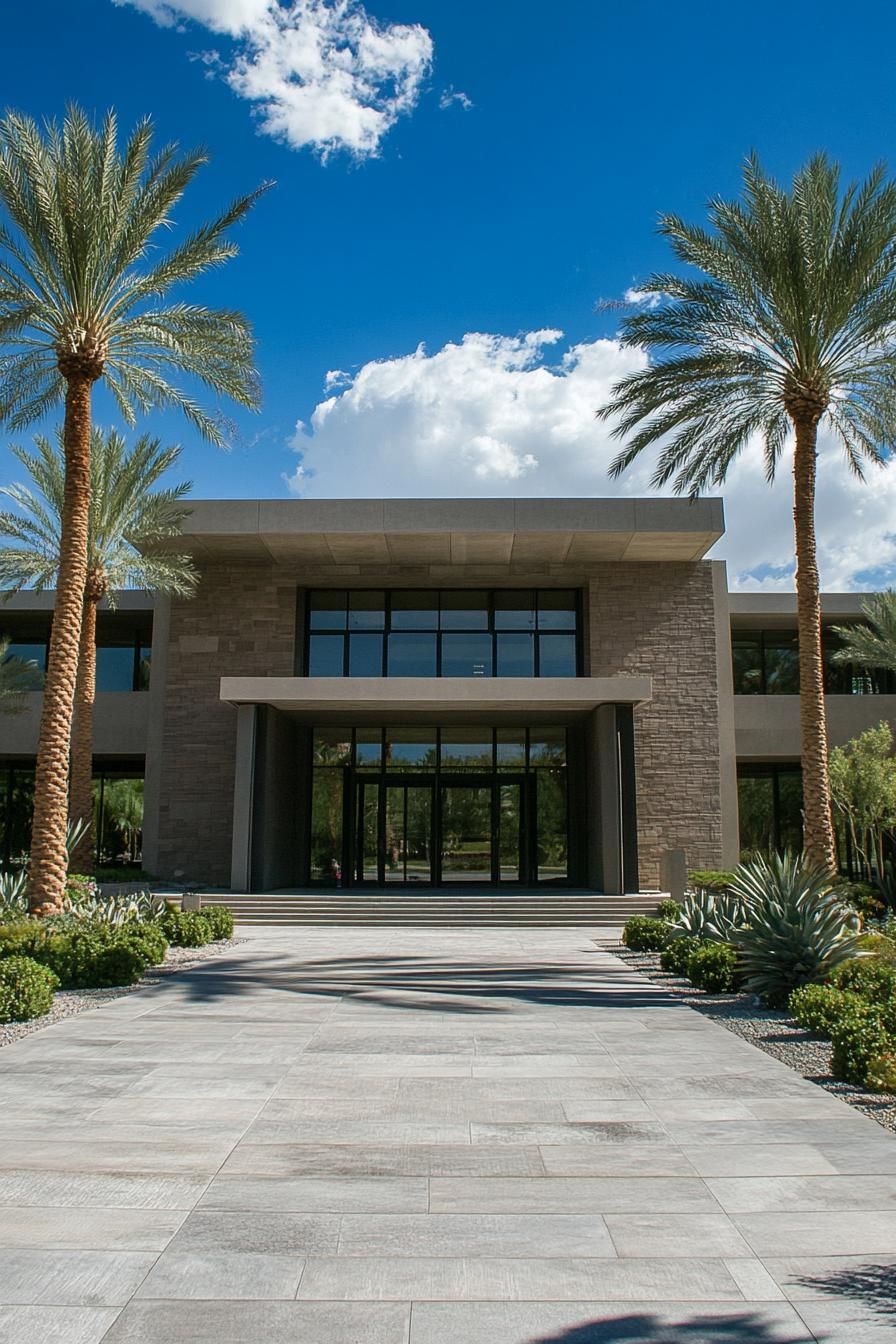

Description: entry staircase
[197,889,663,927]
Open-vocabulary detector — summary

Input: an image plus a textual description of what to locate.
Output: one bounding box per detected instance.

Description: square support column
[588,704,640,895]
[230,703,257,892]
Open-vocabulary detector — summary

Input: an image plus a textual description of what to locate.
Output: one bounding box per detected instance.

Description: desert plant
[660,934,707,976]
[686,942,740,993]
[0,869,29,916]
[0,637,42,714]
[622,916,673,952]
[838,880,885,920]
[669,889,745,944]
[600,156,896,873]
[0,106,264,909]
[788,983,865,1036]
[0,429,197,870]
[729,853,864,1004]
[0,955,58,1020]
[831,1004,892,1086]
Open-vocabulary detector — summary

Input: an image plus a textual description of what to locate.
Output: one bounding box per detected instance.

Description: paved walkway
[2,928,896,1343]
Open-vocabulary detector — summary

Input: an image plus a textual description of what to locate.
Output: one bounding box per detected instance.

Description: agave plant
[0,867,29,916]
[68,889,169,926]
[669,889,745,943]
[729,852,864,1003]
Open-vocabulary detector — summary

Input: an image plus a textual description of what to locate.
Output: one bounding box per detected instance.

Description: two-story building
[1,498,893,901]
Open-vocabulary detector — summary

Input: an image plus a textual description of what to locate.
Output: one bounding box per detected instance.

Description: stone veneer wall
[154,562,296,884]
[154,557,725,887]
[587,562,723,886]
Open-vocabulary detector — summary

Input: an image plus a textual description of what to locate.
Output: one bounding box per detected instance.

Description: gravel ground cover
[605,939,896,1134]
[0,936,243,1049]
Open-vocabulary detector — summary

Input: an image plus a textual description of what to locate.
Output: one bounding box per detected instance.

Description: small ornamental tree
[829,722,896,878]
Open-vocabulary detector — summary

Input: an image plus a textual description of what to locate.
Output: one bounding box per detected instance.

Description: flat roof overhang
[219,675,652,715]
[155,498,723,565]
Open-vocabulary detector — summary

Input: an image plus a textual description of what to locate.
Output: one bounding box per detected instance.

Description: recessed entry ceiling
[151,498,724,565]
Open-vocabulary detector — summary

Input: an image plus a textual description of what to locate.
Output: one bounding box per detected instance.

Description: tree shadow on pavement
[790,1259,896,1317]
[529,1307,821,1343]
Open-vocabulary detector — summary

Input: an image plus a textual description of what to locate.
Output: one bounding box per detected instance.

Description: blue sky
[3,0,896,588]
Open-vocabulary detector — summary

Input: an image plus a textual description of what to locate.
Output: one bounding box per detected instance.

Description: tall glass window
[733,627,896,695]
[304,589,579,678]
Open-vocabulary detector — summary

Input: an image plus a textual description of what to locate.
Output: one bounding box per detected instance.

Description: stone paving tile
[0,1172,208,1210]
[134,1250,303,1300]
[406,1300,818,1343]
[0,1304,121,1343]
[3,926,896,1344]
[0,1249,156,1306]
[295,1254,747,1301]
[428,1175,718,1214]
[103,1299,411,1343]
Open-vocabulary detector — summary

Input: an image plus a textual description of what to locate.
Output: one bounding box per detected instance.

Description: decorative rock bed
[605,939,896,1134]
[0,937,243,1050]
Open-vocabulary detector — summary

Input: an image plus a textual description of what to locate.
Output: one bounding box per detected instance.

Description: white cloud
[114,0,433,158]
[287,328,896,592]
[624,287,663,308]
[439,86,473,111]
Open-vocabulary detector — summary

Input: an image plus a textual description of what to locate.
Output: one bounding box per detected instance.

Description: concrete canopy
[155,498,724,565]
[219,675,652,715]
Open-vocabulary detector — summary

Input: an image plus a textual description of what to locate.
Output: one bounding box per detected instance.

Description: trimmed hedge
[687,942,739,993]
[0,918,167,990]
[830,958,896,1005]
[159,908,213,948]
[200,905,235,940]
[688,870,737,894]
[656,899,682,922]
[660,935,707,977]
[622,917,673,952]
[0,955,58,1021]
[831,1004,892,1087]
[788,983,864,1037]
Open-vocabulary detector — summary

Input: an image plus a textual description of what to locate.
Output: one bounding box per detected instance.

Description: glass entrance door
[356,779,433,885]
[439,782,493,883]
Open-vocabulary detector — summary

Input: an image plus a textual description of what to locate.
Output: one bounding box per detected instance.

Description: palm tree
[0,428,198,871]
[0,106,265,910]
[831,591,896,676]
[0,637,41,714]
[599,154,896,873]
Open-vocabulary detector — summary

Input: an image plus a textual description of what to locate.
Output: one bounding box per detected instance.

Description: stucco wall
[587,562,725,885]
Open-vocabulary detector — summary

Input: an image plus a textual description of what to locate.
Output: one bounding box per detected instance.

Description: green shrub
[660,935,707,976]
[622,916,672,952]
[199,905,234,940]
[41,929,150,989]
[788,983,864,1036]
[855,933,896,962]
[0,920,45,960]
[0,956,58,1021]
[122,922,168,967]
[656,898,681,921]
[831,1004,893,1087]
[687,942,740,993]
[159,908,213,948]
[729,852,864,1005]
[830,958,896,1005]
[867,1051,896,1093]
[689,870,737,894]
[837,881,885,920]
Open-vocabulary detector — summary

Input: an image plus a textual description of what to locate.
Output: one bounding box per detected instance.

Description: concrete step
[196,890,659,926]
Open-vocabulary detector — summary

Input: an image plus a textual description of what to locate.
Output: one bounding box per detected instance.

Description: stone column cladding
[587,561,723,886]
[154,562,296,885]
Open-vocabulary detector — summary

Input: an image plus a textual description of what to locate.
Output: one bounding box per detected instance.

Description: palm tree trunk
[792,412,836,873]
[68,594,97,874]
[28,373,94,912]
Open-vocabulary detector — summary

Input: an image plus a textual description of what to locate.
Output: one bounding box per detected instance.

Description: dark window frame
[731,626,896,696]
[305,589,582,678]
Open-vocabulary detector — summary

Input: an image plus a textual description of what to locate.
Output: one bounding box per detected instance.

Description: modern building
[1,498,893,896]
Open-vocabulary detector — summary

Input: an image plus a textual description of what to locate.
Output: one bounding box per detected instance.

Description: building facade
[2,498,894,893]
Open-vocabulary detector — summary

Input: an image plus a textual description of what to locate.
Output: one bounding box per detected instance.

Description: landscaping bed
[0,935,243,1050]
[606,939,896,1134]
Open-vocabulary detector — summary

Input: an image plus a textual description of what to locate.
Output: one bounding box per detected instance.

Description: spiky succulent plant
[729,853,864,1004]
